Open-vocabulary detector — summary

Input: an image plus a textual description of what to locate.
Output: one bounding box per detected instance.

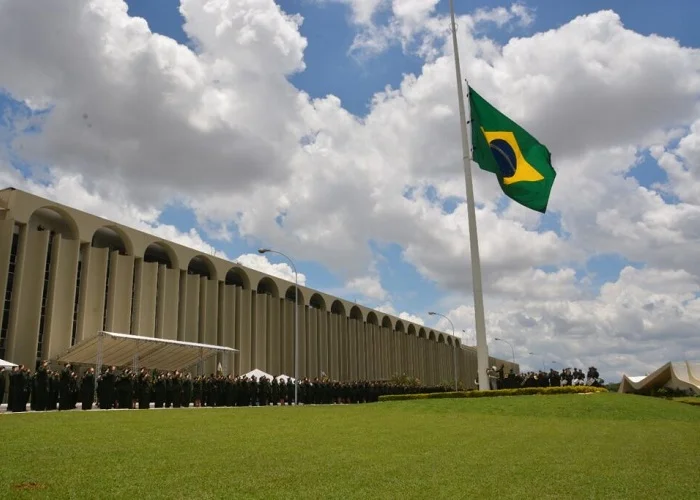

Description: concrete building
[0,187,517,386]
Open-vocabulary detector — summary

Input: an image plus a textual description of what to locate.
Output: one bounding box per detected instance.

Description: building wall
[0,187,519,384]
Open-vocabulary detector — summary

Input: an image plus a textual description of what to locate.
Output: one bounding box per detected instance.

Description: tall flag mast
[448,0,491,390]
[448,1,557,390]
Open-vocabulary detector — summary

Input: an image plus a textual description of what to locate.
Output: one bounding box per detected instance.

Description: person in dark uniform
[286,378,294,405]
[138,369,151,409]
[81,367,96,410]
[183,373,193,408]
[58,363,72,411]
[172,371,182,408]
[34,360,49,411]
[154,373,166,408]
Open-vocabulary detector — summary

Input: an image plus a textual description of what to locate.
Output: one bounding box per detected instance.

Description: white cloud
[233,253,307,285]
[0,1,699,383]
[345,275,389,301]
[375,302,425,325]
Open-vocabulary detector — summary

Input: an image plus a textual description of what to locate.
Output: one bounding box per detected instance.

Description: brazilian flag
[469,86,556,213]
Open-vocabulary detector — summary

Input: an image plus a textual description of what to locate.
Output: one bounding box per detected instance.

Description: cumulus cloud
[0,1,699,382]
[233,253,307,285]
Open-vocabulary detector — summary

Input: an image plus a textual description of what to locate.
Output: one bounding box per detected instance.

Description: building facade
[0,188,517,386]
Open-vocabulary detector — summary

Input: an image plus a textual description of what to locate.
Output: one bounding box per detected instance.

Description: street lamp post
[259,248,298,405]
[428,311,458,391]
[494,337,516,364]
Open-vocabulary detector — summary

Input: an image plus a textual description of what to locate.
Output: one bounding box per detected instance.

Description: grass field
[1,393,699,499]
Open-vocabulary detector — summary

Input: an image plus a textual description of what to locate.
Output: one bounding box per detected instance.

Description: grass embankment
[1,393,698,499]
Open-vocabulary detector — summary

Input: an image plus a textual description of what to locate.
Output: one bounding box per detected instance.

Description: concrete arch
[331,300,346,317]
[144,241,179,269]
[187,254,217,280]
[447,337,453,346]
[418,327,426,339]
[367,311,379,325]
[284,285,304,305]
[407,324,417,336]
[428,331,436,341]
[455,339,461,348]
[256,277,279,297]
[91,225,134,255]
[438,333,445,343]
[349,305,363,321]
[381,316,392,329]
[395,320,405,333]
[310,293,326,310]
[225,266,250,289]
[28,206,79,240]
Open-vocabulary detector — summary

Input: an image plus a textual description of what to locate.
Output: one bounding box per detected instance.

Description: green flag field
[1,393,698,499]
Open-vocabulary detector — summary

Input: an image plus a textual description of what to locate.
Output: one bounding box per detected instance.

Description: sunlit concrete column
[0,219,15,335]
[319,312,329,378]
[218,283,235,374]
[5,226,49,367]
[348,319,358,381]
[298,305,308,378]
[282,298,293,375]
[253,292,267,370]
[43,234,79,359]
[340,316,347,381]
[75,246,108,344]
[307,308,318,378]
[178,273,200,343]
[131,260,157,337]
[328,313,338,379]
[268,297,281,375]
[238,289,252,373]
[200,278,218,373]
[156,266,180,340]
[104,252,134,334]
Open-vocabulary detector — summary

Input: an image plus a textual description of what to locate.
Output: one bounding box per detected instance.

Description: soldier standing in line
[138,369,151,409]
[270,377,279,406]
[183,373,193,408]
[58,363,72,411]
[35,361,49,411]
[164,372,173,408]
[172,371,182,408]
[154,373,166,408]
[286,378,294,405]
[81,368,96,410]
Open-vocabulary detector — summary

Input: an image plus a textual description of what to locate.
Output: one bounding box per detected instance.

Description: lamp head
[428,311,436,316]
[258,248,270,254]
[495,337,502,341]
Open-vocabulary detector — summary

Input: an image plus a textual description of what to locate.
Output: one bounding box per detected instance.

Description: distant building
[0,187,517,384]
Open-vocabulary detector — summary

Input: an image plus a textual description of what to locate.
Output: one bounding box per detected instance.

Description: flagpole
[449,0,491,391]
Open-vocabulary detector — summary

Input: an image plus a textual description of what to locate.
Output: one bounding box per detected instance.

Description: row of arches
[26,206,457,347]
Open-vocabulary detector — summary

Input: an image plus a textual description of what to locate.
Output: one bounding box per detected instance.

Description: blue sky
[1,0,699,375]
[120,0,697,317]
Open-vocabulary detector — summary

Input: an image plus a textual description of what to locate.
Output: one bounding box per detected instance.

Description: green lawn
[1,393,699,499]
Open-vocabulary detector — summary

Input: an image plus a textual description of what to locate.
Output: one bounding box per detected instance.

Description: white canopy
[55,331,238,372]
[242,368,274,381]
[276,374,296,383]
[0,358,17,368]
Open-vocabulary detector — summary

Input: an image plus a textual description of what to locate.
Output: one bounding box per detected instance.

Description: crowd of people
[493,366,604,389]
[0,362,449,412]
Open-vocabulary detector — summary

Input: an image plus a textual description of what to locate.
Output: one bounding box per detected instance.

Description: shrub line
[378,385,608,402]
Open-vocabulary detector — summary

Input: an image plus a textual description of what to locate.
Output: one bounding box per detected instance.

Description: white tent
[243,368,274,381]
[0,358,17,368]
[276,374,296,383]
[55,331,238,372]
